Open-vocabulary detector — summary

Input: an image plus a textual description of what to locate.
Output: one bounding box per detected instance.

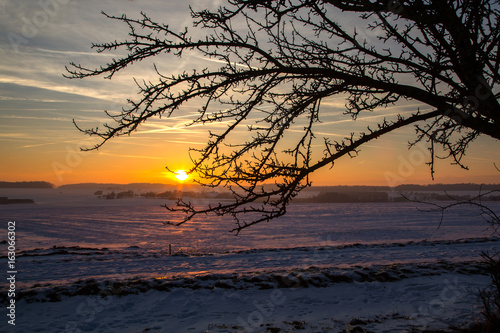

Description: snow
[1,188,499,332]
[16,273,489,333]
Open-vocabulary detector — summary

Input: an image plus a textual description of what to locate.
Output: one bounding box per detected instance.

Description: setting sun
[174,170,189,182]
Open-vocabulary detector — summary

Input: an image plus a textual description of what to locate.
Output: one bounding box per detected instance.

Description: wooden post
[169,244,172,256]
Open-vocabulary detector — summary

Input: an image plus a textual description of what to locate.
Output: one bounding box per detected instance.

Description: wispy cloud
[0,96,76,103]
[0,77,124,102]
[317,110,418,127]
[21,141,70,149]
[97,152,166,160]
[33,47,125,58]
[164,139,206,146]
[0,133,29,138]
[0,114,72,122]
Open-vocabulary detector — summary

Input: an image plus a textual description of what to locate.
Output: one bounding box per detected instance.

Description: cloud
[0,96,75,103]
[0,114,71,122]
[33,47,124,57]
[0,76,128,103]
[162,139,206,146]
[97,151,166,160]
[317,110,419,127]
[0,133,28,138]
[20,143,55,148]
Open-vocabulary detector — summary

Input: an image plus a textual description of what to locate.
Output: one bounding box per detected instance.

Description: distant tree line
[60,183,170,190]
[300,191,389,203]
[0,197,35,204]
[300,189,500,203]
[401,192,500,202]
[0,181,54,189]
[394,183,500,192]
[142,191,233,200]
[95,190,233,200]
[304,183,500,193]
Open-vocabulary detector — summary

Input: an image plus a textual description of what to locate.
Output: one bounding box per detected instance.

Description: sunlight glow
[174,170,189,182]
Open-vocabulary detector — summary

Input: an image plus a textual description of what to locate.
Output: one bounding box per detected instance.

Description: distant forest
[0,181,54,188]
[95,189,233,200]
[57,183,170,190]
[300,191,500,203]
[303,183,500,192]
[2,181,499,203]
[300,184,500,203]
[1,181,499,193]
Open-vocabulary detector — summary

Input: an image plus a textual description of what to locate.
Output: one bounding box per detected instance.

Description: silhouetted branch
[66,0,500,231]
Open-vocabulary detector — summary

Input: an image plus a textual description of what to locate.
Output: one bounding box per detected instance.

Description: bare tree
[66,0,500,233]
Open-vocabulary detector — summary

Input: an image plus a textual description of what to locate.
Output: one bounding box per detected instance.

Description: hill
[302,183,500,193]
[57,183,176,190]
[0,181,54,189]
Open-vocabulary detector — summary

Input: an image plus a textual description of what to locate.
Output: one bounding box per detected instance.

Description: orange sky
[1,1,499,187]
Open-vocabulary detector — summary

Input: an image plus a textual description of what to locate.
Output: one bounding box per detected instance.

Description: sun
[174,170,189,182]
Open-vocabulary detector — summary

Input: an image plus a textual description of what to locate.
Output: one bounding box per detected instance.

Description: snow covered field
[1,188,499,332]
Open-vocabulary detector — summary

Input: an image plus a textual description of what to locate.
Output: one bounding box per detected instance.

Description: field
[1,188,499,332]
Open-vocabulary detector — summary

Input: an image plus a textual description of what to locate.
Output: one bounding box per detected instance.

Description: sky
[0,0,499,187]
